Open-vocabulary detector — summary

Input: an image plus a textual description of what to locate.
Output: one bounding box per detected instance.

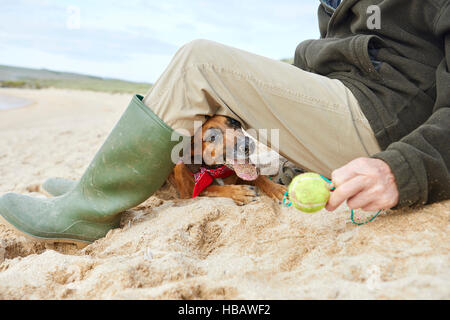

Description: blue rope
[320,175,335,191]
[282,192,292,207]
[351,209,382,225]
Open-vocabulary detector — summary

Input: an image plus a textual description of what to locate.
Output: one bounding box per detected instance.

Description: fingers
[330,158,364,188]
[361,202,382,212]
[326,175,366,211]
[347,182,397,211]
[347,189,375,210]
[347,194,381,212]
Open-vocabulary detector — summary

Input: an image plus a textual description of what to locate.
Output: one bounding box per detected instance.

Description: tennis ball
[288,172,331,213]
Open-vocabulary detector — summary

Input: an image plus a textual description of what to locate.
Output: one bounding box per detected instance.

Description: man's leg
[143,39,381,177]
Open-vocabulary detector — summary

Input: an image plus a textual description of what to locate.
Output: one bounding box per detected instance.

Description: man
[0,0,448,245]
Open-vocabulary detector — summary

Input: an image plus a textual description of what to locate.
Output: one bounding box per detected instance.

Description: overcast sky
[0,0,320,83]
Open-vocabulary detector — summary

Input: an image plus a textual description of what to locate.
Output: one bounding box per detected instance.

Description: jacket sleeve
[371,8,450,209]
[318,3,331,38]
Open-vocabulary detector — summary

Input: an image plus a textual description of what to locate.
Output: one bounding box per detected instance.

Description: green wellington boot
[0,95,180,245]
[42,177,77,197]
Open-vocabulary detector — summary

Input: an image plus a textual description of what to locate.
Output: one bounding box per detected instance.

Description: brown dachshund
[168,115,287,205]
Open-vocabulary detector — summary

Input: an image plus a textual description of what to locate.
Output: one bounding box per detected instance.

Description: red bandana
[190,165,235,198]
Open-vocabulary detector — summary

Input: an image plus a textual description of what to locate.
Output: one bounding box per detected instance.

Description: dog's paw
[265,183,287,202]
[230,185,259,206]
[201,184,259,205]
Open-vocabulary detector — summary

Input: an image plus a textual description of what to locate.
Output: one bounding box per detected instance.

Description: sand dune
[0,88,448,299]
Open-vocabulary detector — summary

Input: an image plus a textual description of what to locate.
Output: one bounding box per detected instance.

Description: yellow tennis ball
[288,172,331,213]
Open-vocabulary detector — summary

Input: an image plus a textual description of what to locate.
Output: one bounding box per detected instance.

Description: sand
[0,88,449,300]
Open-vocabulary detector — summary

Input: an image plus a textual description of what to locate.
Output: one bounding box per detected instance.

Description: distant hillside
[281,58,294,64]
[0,65,151,94]
[0,59,294,94]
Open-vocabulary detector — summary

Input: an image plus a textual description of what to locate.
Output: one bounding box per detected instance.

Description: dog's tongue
[233,163,258,181]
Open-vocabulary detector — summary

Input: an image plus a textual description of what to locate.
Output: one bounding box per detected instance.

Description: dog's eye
[204,128,221,143]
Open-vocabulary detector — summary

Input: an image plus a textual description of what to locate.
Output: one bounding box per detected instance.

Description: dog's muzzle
[234,136,255,160]
[227,136,258,181]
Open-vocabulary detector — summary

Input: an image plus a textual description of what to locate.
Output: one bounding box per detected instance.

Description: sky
[0,0,321,83]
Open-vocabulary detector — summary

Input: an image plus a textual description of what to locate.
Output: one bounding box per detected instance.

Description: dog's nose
[245,138,255,156]
[236,136,255,158]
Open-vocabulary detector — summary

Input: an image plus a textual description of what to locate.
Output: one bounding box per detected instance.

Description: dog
[168,115,287,205]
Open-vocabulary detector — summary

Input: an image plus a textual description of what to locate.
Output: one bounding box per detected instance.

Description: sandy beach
[0,88,448,300]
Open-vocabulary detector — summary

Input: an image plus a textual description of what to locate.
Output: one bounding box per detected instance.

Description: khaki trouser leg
[143,39,381,177]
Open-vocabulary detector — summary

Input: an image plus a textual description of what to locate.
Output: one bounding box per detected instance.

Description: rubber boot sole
[0,214,90,249]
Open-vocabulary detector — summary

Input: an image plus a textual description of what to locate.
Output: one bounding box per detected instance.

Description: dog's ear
[226,116,242,129]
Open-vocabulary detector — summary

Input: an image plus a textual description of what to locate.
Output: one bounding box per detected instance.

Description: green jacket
[294,0,450,209]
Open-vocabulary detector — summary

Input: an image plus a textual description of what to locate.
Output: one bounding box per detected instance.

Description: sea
[0,93,33,110]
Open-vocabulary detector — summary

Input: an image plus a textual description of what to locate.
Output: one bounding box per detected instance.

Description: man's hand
[325,158,399,212]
